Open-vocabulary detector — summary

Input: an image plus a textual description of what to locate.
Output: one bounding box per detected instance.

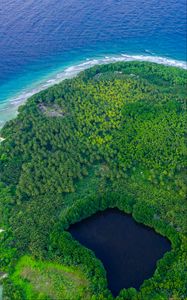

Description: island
[0,61,186,300]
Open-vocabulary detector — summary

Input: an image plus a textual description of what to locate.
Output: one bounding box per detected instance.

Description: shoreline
[0,53,186,129]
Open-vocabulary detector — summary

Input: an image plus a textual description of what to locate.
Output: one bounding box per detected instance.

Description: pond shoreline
[69,208,171,296]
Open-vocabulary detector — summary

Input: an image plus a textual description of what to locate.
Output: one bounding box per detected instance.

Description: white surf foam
[0,54,186,128]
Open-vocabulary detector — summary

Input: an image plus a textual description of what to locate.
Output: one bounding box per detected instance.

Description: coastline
[0,53,186,129]
[0,58,186,300]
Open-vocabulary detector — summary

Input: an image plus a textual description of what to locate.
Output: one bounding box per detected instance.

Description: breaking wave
[0,54,186,128]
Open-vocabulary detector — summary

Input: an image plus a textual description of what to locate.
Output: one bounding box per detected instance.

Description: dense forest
[0,61,186,300]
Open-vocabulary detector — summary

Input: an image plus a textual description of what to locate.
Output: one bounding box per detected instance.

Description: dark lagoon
[69,208,171,296]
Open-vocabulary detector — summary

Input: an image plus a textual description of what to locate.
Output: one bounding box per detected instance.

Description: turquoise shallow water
[0,0,186,128]
[0,1,186,298]
[0,53,186,129]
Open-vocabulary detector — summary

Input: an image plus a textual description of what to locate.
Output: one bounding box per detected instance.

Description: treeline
[0,61,186,299]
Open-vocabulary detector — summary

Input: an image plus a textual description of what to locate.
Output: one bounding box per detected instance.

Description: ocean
[0,0,186,128]
[0,1,186,298]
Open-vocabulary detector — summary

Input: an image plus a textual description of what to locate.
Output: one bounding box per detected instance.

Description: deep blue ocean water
[0,0,186,127]
[0,1,186,297]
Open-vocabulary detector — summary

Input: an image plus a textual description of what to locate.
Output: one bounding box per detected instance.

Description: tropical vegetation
[0,61,186,299]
